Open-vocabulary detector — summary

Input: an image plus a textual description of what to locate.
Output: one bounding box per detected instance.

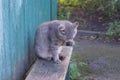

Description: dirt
[73,32,120,80]
[69,7,120,32]
[68,6,120,80]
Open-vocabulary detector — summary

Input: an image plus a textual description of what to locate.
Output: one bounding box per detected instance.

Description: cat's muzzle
[65,40,75,46]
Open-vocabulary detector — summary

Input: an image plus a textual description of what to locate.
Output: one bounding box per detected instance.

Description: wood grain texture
[25,46,73,80]
[0,0,57,80]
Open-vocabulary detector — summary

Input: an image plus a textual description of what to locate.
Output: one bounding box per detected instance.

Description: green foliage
[70,53,88,80]
[58,0,120,18]
[79,62,87,67]
[58,0,80,6]
[70,62,81,80]
[107,21,120,37]
[57,5,72,20]
[85,0,119,16]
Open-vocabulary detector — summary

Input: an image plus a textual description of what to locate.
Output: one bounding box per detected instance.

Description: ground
[59,5,120,80]
[70,7,120,32]
[73,31,120,80]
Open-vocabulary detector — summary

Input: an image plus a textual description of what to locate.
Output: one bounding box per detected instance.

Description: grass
[70,52,91,80]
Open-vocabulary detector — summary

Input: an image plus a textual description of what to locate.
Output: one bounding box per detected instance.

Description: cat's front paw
[59,54,65,61]
[54,59,61,64]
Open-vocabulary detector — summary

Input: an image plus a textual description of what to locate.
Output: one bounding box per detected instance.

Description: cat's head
[57,21,79,46]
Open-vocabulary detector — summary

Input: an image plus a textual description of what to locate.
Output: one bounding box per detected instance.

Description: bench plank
[25,46,73,80]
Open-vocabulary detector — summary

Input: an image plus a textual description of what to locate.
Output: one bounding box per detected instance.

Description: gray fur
[34,20,78,63]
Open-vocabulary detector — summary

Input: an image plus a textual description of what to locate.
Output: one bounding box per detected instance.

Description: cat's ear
[58,24,65,31]
[73,21,79,28]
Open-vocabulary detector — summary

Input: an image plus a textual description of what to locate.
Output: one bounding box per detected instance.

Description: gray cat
[34,20,79,63]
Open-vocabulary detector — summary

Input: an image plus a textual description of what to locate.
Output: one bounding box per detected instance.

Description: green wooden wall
[0,0,57,80]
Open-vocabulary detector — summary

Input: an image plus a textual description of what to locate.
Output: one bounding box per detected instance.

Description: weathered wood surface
[25,46,73,80]
[0,0,57,80]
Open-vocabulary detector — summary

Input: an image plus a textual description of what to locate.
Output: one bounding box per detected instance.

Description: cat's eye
[61,30,65,35]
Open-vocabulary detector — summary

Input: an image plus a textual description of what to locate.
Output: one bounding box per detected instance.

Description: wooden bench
[25,46,73,80]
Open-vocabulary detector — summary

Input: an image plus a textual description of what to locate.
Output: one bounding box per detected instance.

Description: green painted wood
[24,0,51,65]
[51,0,57,20]
[0,0,57,80]
[0,0,3,80]
[65,65,70,80]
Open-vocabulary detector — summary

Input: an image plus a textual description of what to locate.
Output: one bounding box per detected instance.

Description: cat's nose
[66,40,74,46]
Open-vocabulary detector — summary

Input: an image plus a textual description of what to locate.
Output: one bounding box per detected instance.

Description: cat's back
[35,21,51,46]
